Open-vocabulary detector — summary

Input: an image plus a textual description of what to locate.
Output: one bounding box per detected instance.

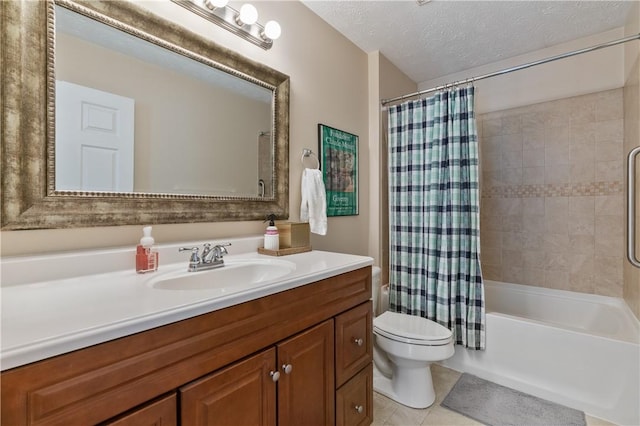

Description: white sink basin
[148,258,296,291]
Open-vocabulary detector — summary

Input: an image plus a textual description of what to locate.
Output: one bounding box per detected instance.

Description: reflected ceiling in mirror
[1,0,290,230]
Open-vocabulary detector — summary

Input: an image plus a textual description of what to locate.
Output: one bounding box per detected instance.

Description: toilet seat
[373,311,453,346]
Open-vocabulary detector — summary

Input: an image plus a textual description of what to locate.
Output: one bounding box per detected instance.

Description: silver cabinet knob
[353,337,364,346]
[354,405,364,414]
[282,363,293,374]
[270,370,280,382]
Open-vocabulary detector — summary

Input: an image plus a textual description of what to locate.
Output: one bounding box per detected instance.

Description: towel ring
[301,148,320,169]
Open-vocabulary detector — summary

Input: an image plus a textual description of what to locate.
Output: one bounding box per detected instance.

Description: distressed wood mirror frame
[1,0,290,230]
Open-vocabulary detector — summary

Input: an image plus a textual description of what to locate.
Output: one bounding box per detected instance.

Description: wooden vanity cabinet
[1,267,372,426]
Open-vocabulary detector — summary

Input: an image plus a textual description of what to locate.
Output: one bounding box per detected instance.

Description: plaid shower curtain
[387,86,485,350]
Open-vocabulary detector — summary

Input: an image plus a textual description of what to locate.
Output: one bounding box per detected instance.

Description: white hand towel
[300,168,327,235]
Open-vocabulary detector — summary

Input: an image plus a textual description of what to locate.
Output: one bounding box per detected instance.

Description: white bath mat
[441,373,586,426]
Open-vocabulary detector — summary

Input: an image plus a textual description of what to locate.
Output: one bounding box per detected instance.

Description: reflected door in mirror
[55,80,135,192]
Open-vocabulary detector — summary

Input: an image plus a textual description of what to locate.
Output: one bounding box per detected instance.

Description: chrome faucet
[179,243,231,272]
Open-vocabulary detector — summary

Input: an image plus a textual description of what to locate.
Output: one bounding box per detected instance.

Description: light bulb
[263,20,281,40]
[204,0,228,9]
[238,4,258,25]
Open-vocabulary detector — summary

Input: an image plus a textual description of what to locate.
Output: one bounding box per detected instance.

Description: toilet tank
[372,266,389,316]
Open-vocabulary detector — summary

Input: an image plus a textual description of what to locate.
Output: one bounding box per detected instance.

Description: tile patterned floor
[372,364,618,426]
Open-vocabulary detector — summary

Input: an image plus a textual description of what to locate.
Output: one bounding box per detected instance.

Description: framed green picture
[318,124,358,216]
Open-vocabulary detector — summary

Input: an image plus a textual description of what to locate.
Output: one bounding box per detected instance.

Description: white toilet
[371,266,455,408]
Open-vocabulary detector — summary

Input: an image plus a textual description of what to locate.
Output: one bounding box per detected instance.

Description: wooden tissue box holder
[257,246,312,256]
[257,222,311,257]
[278,222,310,249]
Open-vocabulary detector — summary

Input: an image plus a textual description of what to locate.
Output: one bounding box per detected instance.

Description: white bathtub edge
[446,280,640,426]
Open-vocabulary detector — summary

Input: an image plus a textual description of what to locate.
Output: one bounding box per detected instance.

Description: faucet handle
[212,243,231,259]
[179,246,200,253]
[179,247,201,268]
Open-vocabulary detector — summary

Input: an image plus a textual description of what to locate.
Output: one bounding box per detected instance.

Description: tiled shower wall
[479,88,624,297]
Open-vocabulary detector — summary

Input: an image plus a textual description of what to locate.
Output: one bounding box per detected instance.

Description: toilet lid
[373,311,453,345]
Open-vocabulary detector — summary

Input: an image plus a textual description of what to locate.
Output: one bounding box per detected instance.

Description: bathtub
[440,280,640,425]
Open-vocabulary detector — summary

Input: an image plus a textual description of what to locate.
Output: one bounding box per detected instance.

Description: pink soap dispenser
[136,226,158,273]
[263,214,280,251]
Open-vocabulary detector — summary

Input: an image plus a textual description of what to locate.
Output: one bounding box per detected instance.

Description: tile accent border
[482,181,622,198]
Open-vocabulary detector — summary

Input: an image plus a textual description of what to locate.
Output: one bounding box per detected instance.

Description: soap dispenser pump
[263,214,280,251]
[136,226,159,273]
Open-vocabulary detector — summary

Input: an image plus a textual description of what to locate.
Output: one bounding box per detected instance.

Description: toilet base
[373,360,436,409]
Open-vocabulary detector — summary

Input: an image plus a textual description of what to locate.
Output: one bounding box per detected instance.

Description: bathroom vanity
[1,241,373,425]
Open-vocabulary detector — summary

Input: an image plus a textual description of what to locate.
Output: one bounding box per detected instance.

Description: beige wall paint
[367,52,382,269]
[368,52,417,284]
[624,1,640,319]
[1,1,370,257]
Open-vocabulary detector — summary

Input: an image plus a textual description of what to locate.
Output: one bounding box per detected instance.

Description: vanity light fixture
[204,0,229,8]
[172,0,281,50]
[238,4,258,25]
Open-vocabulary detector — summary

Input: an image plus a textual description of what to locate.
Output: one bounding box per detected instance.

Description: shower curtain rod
[381,33,640,106]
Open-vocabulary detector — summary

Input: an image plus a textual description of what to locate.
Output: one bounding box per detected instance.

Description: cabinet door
[180,348,277,426]
[277,320,335,426]
[102,393,177,426]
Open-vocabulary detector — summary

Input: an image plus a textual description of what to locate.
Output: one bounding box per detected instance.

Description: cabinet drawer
[101,393,177,426]
[335,301,372,387]
[336,363,373,426]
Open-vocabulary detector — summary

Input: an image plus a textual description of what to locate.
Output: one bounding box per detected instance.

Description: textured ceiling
[301,1,634,84]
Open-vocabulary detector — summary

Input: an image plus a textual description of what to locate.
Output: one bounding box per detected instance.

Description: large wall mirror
[1,0,290,230]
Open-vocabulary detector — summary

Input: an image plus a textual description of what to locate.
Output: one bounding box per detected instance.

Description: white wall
[418,28,626,114]
[1,1,370,257]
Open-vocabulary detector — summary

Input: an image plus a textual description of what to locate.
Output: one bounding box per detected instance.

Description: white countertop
[1,238,373,371]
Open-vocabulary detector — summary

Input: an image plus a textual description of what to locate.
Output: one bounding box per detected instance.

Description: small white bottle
[264,214,280,251]
[136,226,159,273]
